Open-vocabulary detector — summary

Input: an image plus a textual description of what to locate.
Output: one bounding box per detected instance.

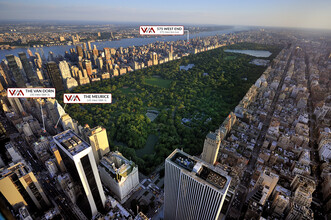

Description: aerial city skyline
[0,1,330,220]
[0,0,331,29]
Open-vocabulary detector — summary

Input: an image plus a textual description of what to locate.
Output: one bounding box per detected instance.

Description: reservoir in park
[224,49,272,57]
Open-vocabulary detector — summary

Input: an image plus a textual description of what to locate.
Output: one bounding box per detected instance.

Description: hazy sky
[0,0,330,29]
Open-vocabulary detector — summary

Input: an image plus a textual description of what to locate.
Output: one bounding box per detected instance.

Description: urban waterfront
[0,26,252,60]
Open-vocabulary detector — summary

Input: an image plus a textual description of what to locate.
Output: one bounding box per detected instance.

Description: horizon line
[0,19,331,32]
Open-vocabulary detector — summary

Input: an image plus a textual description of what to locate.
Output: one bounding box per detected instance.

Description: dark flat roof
[169,151,228,190]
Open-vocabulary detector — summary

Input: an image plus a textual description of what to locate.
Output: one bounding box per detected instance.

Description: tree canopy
[58,43,282,174]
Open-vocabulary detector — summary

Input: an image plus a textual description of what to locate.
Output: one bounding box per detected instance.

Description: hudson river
[0,26,253,60]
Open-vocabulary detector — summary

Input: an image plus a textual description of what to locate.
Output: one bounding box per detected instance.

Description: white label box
[7,88,56,98]
[63,93,112,104]
[140,25,184,35]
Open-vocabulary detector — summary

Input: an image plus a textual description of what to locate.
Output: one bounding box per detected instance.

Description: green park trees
[61,43,281,174]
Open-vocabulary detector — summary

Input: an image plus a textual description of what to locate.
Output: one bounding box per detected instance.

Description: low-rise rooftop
[99,151,135,182]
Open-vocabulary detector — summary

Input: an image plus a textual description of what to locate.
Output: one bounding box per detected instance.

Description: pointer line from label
[55,103,67,129]
[40,102,45,133]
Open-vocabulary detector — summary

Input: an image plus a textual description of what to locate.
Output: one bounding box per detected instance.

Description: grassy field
[136,134,158,157]
[144,77,172,88]
[146,112,158,122]
[224,55,236,60]
[119,87,132,94]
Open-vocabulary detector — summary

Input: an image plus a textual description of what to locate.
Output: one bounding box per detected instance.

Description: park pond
[180,64,195,71]
[224,49,272,57]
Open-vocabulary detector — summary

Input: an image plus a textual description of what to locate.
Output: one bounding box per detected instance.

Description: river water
[0,26,253,60]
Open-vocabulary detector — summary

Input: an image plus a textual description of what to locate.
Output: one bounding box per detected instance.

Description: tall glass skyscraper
[46,61,64,91]
[6,54,26,87]
[53,129,106,218]
[164,149,231,220]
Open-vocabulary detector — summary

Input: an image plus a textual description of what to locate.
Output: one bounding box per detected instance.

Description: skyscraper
[97,57,103,71]
[0,61,13,88]
[83,60,92,77]
[53,129,106,218]
[76,45,84,58]
[51,145,66,173]
[34,52,42,69]
[104,48,111,60]
[35,68,44,81]
[88,41,92,51]
[201,130,221,165]
[0,80,3,91]
[110,48,116,55]
[6,54,26,87]
[60,114,77,133]
[0,162,50,211]
[164,149,231,220]
[201,112,236,165]
[152,52,158,65]
[48,51,54,61]
[27,49,33,57]
[75,69,90,86]
[45,61,64,91]
[85,126,110,163]
[93,45,98,57]
[8,97,25,116]
[58,61,71,80]
[45,98,62,126]
[18,52,39,86]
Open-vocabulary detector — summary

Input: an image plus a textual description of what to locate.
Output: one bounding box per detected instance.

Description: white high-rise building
[60,114,77,133]
[58,61,71,80]
[53,129,106,218]
[55,100,66,118]
[164,149,231,220]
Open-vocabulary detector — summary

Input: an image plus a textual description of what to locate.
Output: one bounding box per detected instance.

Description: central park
[58,42,281,174]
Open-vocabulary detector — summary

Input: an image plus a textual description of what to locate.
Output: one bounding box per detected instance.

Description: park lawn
[224,55,236,60]
[144,77,172,88]
[136,134,158,157]
[119,87,132,94]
